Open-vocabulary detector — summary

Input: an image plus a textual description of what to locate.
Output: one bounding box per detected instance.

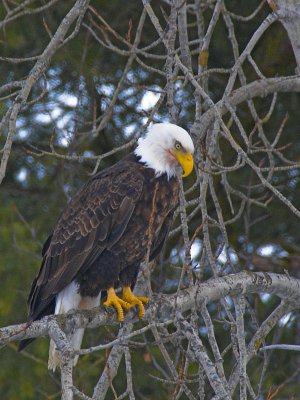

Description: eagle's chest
[114,176,179,263]
[141,177,178,220]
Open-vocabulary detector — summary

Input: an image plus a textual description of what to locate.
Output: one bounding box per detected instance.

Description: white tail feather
[48,282,100,371]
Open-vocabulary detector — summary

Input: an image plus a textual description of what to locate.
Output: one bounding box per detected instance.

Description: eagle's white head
[134,123,194,179]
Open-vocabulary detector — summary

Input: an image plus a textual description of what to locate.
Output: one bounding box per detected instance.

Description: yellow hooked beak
[171,150,194,177]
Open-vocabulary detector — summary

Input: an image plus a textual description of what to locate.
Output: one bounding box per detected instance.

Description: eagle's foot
[122,287,149,318]
[104,287,131,321]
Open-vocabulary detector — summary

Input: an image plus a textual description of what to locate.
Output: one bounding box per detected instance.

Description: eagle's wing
[27,162,144,321]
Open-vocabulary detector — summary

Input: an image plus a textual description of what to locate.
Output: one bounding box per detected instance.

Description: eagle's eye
[175,141,182,150]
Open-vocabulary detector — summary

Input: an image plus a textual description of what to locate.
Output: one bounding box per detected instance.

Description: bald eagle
[18,123,194,370]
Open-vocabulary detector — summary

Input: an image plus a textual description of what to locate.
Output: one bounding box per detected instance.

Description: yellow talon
[104,288,131,321]
[122,287,149,318]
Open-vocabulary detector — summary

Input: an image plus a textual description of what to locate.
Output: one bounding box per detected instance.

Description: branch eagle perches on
[0,272,299,399]
[2,272,299,346]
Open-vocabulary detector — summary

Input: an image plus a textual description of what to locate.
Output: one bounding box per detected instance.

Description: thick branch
[276,0,300,71]
[197,75,300,140]
[1,272,299,347]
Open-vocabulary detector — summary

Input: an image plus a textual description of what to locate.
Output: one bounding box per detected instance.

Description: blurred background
[1,0,300,398]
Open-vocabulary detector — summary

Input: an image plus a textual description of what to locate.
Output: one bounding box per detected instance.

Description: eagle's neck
[134,141,178,179]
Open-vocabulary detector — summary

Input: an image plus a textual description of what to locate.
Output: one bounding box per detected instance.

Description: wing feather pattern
[27,161,144,321]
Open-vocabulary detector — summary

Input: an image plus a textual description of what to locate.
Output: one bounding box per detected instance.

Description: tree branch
[0,0,90,184]
[1,272,299,347]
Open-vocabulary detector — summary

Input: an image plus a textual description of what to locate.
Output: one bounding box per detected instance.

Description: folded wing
[27,163,144,321]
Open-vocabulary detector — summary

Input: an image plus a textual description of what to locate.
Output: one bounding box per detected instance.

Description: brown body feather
[19,153,179,350]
